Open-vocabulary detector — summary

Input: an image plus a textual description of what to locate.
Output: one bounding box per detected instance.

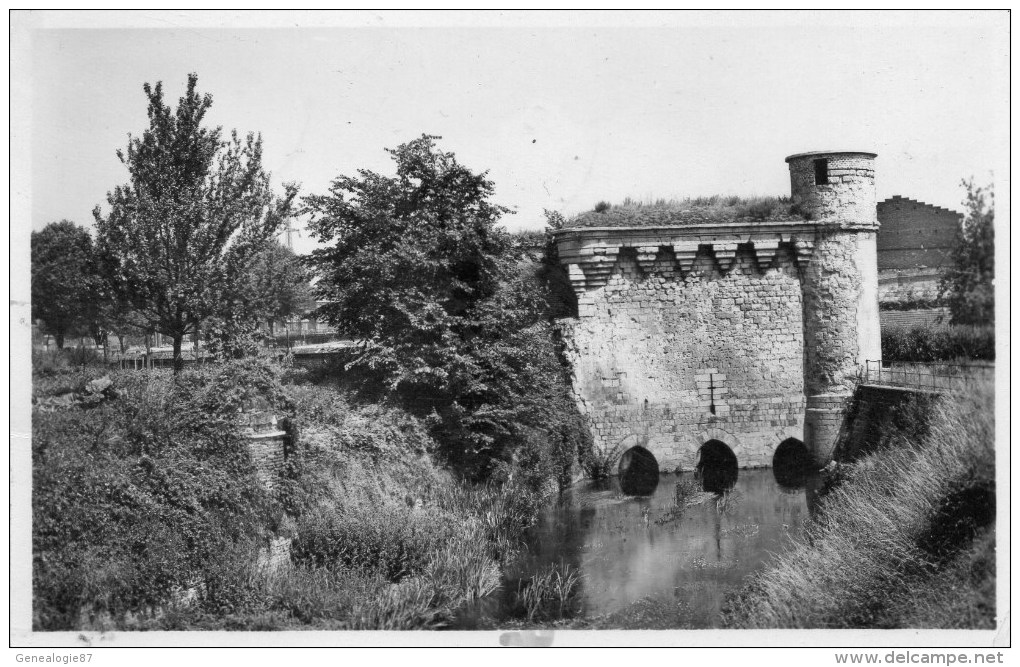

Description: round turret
[786,151,878,227]
[791,150,882,465]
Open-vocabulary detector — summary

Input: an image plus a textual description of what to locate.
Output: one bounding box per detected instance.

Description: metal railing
[863,359,994,392]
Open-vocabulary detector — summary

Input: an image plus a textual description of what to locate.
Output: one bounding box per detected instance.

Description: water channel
[454,450,820,629]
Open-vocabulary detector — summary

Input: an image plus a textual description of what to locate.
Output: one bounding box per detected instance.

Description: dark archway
[618,446,659,496]
[772,437,813,490]
[697,440,738,493]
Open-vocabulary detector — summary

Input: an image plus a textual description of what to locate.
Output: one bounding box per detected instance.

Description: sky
[16,11,1010,257]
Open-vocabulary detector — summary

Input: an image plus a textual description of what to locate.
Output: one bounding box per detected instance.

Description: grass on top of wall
[721,381,995,629]
[567,195,806,228]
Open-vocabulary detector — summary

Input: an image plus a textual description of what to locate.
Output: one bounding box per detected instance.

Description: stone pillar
[240,397,289,489]
[788,151,882,466]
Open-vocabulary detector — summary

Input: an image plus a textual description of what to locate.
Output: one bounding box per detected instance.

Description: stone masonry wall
[239,398,288,490]
[802,230,881,396]
[561,243,806,471]
[833,384,940,462]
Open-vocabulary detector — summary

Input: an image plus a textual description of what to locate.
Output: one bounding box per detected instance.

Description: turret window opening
[814,158,829,185]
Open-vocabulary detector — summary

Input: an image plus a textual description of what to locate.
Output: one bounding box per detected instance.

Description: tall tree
[305,135,588,480]
[939,179,995,325]
[31,220,103,349]
[93,73,297,372]
[246,241,316,335]
[304,134,515,394]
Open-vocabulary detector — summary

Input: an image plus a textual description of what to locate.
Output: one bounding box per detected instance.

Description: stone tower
[787,151,882,465]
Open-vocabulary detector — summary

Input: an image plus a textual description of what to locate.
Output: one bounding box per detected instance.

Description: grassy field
[722,382,996,629]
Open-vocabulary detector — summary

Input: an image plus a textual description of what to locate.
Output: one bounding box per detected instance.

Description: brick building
[875,196,962,328]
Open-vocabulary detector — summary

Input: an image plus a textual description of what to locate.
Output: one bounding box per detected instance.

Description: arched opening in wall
[697,440,738,494]
[773,438,813,490]
[618,446,659,496]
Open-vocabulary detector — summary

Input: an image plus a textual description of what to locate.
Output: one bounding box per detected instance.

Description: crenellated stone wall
[555,150,883,472]
[556,223,819,471]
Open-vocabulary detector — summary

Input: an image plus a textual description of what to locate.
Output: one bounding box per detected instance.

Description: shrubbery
[32,361,293,629]
[302,136,590,487]
[881,324,995,362]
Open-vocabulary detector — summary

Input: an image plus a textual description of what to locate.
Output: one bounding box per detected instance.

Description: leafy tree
[305,135,587,479]
[246,241,316,335]
[939,179,995,325]
[304,134,515,394]
[31,221,104,349]
[93,73,297,372]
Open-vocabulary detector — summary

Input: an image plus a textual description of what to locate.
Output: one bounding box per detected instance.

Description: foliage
[881,324,994,362]
[31,221,106,349]
[93,73,298,371]
[34,357,552,631]
[939,179,995,325]
[203,313,266,361]
[538,210,579,320]
[32,363,292,629]
[722,382,995,629]
[569,194,802,228]
[581,440,624,480]
[304,134,515,393]
[507,561,583,623]
[32,347,107,377]
[878,298,944,312]
[245,241,316,331]
[292,503,461,581]
[283,382,544,556]
[305,135,588,483]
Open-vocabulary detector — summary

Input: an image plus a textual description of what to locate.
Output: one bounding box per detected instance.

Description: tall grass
[508,562,583,623]
[258,381,539,628]
[570,195,803,228]
[581,441,623,480]
[722,382,995,629]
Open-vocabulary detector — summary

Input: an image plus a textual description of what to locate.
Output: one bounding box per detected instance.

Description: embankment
[722,381,995,629]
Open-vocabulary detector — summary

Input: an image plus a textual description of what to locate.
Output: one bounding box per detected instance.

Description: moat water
[453,466,820,629]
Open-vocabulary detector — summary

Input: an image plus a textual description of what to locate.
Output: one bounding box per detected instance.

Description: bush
[32,363,290,629]
[882,324,995,362]
[32,347,105,376]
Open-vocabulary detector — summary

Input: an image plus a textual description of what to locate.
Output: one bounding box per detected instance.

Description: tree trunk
[172,335,184,375]
[55,333,64,350]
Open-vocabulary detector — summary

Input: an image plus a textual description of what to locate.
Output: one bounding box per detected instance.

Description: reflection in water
[618,446,659,496]
[697,440,738,493]
[452,469,816,629]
